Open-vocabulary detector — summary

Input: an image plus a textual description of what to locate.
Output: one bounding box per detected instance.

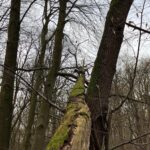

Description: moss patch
[46,100,90,150]
[46,102,77,150]
[46,75,90,150]
[111,0,119,7]
[70,75,84,97]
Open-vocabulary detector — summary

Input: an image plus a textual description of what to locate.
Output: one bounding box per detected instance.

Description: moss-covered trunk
[31,1,67,150]
[87,0,133,149]
[0,0,21,149]
[46,73,91,150]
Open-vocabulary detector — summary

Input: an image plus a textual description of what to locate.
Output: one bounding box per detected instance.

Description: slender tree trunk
[87,0,133,149]
[22,1,50,150]
[46,72,91,150]
[0,0,21,149]
[31,1,67,150]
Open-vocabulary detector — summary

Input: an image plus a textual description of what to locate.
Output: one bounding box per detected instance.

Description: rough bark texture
[22,1,50,150]
[0,0,21,150]
[87,0,133,150]
[31,1,67,150]
[46,74,91,150]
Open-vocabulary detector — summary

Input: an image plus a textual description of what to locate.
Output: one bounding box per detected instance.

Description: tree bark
[31,1,67,150]
[87,0,133,150]
[46,73,91,150]
[22,1,50,150]
[0,0,21,150]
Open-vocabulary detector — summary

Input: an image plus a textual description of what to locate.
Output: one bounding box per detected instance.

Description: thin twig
[110,132,150,150]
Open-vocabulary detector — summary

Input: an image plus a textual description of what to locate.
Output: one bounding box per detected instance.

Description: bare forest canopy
[0,0,150,150]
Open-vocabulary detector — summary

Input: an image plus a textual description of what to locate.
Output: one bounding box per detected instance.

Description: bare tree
[31,1,68,150]
[87,0,134,149]
[0,0,21,149]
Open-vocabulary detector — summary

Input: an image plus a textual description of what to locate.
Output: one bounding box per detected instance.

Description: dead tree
[46,69,91,150]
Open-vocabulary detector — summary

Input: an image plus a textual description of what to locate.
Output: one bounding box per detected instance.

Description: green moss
[46,75,90,150]
[46,99,90,150]
[46,103,77,150]
[70,75,85,97]
[111,0,119,7]
[46,126,68,150]
[67,103,76,110]
[87,59,100,96]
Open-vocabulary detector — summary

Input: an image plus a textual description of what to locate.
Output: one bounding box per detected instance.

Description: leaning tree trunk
[31,1,67,150]
[0,0,21,150]
[46,72,91,150]
[87,0,133,150]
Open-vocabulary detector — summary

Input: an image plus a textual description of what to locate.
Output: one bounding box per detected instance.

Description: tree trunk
[87,0,133,149]
[46,73,91,150]
[0,0,21,149]
[31,1,67,150]
[22,1,50,150]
